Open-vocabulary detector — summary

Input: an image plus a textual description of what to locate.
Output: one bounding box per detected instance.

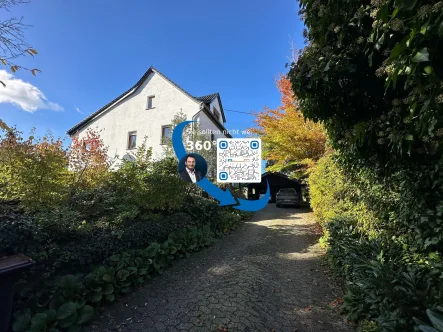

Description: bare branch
[0,0,40,85]
[0,0,30,11]
[287,36,299,65]
[0,16,31,60]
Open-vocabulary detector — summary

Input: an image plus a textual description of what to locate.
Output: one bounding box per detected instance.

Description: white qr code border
[216,138,262,183]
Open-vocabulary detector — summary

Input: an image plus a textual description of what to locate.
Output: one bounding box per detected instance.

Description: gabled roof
[195,93,218,104]
[66,66,229,136]
[194,93,227,123]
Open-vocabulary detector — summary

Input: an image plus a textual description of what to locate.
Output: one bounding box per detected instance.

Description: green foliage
[309,152,378,234]
[308,153,443,330]
[11,223,219,332]
[0,200,40,256]
[0,128,69,211]
[324,217,443,331]
[293,0,443,330]
[290,0,443,158]
[358,320,381,332]
[290,0,443,249]
[0,121,248,331]
[414,307,443,332]
[108,140,188,213]
[0,126,112,213]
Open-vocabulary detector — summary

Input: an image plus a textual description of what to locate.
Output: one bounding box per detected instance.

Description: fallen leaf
[330,298,344,308]
[303,305,313,312]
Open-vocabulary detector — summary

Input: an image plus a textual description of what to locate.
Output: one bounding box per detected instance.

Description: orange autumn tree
[68,129,110,194]
[250,75,327,179]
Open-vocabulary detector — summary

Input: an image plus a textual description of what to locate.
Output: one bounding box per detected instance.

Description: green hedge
[2,195,250,277]
[11,204,249,332]
[12,224,214,332]
[309,153,443,331]
[325,217,443,331]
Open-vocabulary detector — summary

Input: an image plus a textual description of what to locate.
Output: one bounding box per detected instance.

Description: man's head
[185,155,196,171]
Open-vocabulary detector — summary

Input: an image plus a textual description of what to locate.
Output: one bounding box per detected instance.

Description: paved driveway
[86,204,355,332]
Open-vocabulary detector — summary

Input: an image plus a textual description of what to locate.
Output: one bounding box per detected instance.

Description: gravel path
[85,204,355,332]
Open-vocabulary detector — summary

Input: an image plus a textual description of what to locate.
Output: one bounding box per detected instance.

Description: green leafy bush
[324,217,443,331]
[308,152,443,330]
[108,146,188,214]
[414,306,443,332]
[0,200,41,256]
[358,320,380,332]
[292,0,443,329]
[12,223,217,332]
[0,124,249,332]
[0,128,69,212]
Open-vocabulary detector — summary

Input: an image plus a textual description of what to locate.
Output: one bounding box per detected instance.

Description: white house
[66,66,232,165]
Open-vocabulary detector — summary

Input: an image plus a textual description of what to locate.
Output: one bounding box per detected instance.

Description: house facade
[66,66,231,165]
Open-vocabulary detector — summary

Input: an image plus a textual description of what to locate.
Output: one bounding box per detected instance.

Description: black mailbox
[0,254,34,332]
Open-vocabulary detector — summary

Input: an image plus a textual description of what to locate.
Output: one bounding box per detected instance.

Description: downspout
[191,103,204,142]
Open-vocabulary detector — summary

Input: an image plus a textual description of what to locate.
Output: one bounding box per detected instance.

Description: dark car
[276,188,300,208]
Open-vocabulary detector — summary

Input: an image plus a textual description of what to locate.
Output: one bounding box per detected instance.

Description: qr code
[217,138,261,183]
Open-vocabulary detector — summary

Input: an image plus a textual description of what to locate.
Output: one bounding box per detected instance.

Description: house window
[147,95,155,109]
[128,132,137,149]
[161,125,172,144]
[213,107,220,120]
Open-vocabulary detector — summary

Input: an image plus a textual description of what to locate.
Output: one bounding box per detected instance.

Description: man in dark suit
[179,154,203,183]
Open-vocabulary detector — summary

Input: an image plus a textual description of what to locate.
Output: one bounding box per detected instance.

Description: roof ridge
[195,92,219,98]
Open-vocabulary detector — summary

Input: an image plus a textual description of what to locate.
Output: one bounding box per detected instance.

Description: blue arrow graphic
[172,121,237,207]
[197,178,237,206]
[234,179,271,212]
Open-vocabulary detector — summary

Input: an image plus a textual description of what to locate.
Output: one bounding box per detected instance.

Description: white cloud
[0,70,63,112]
[75,107,83,114]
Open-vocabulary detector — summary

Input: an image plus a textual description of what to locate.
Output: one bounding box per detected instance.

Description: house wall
[73,71,206,164]
[209,98,223,124]
[197,111,228,140]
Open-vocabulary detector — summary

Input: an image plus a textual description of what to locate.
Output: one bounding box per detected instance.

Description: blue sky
[0,0,304,145]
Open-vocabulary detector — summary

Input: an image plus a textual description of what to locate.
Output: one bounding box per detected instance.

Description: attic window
[147,95,155,109]
[213,107,220,120]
